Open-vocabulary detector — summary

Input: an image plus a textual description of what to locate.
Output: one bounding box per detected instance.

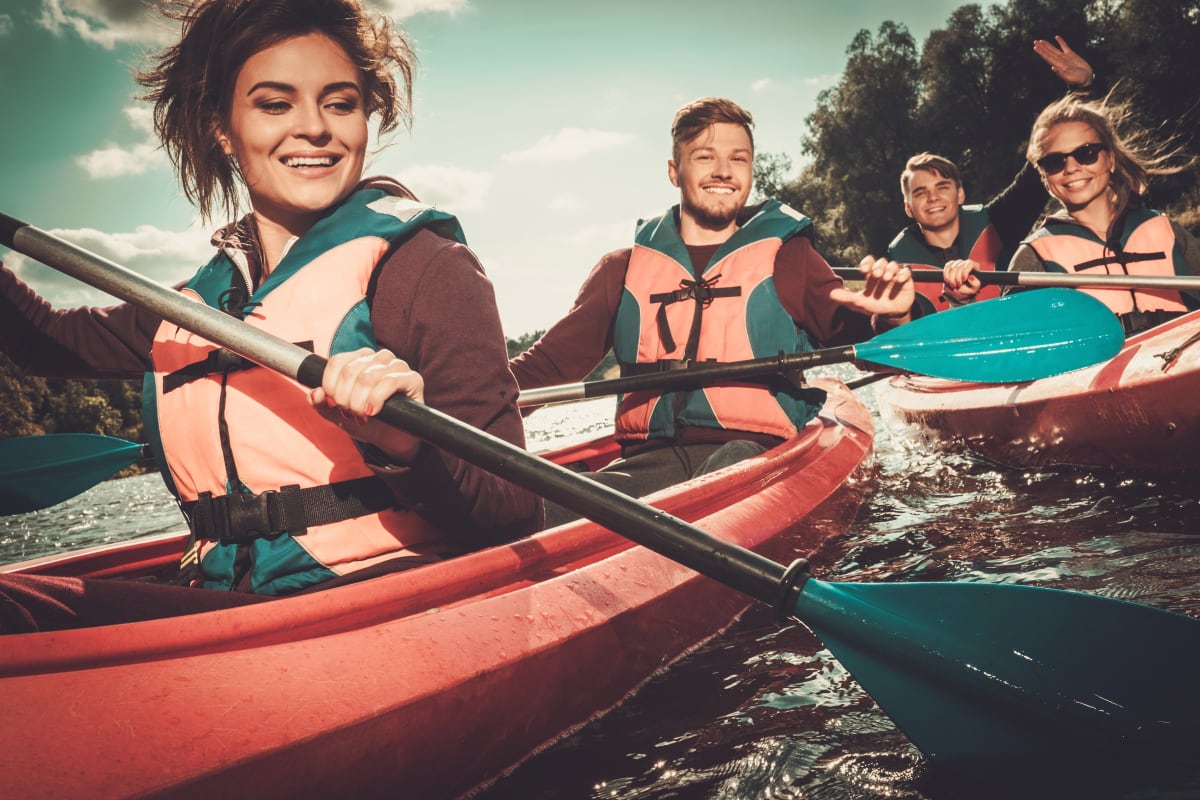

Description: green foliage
[766,0,1200,264]
[752,152,794,203]
[0,352,144,444]
[506,330,545,358]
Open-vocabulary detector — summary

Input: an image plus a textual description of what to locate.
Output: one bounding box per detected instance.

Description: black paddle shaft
[575,349,857,399]
[831,266,1200,291]
[3,213,808,607]
[300,352,809,606]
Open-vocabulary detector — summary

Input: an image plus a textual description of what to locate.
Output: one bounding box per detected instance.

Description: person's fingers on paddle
[309,348,424,462]
[829,256,913,321]
[318,347,425,415]
[943,259,981,299]
[861,256,913,309]
[827,255,878,307]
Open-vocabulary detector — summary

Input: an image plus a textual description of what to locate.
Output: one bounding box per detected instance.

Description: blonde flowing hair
[1027,92,1192,218]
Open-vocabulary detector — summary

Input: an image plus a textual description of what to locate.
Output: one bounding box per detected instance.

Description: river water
[3,367,1199,799]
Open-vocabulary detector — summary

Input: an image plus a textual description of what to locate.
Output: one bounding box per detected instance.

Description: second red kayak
[875,309,1200,472]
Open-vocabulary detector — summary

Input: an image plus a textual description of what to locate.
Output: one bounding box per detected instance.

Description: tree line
[754,0,1200,268]
[0,332,614,441]
[0,352,145,442]
[3,0,1197,441]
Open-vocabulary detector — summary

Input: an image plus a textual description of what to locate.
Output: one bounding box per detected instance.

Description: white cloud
[75,142,165,178]
[7,223,213,308]
[804,73,840,88]
[398,164,493,212]
[752,78,772,92]
[123,105,156,135]
[74,103,167,179]
[36,0,173,48]
[547,194,584,215]
[35,0,468,48]
[503,128,634,163]
[0,14,14,36]
[375,0,470,18]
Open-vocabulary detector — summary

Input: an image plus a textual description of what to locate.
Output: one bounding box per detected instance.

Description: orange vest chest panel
[145,192,465,592]
[1028,212,1187,314]
[152,237,384,499]
[613,202,821,442]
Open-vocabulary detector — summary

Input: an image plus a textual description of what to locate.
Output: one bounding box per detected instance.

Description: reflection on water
[5,385,1200,799]
[0,471,185,564]
[482,374,1200,800]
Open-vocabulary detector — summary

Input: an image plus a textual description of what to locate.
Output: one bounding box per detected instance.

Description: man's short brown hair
[900,153,962,198]
[671,97,754,161]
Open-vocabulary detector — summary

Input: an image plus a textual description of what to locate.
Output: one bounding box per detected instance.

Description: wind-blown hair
[1027,93,1191,217]
[136,0,416,222]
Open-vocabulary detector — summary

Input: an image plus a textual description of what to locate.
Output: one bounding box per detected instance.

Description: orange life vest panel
[144,188,466,594]
[1026,208,1189,315]
[612,202,824,442]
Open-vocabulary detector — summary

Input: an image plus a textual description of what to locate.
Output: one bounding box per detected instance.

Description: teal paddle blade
[0,434,146,515]
[856,289,1124,382]
[791,578,1200,785]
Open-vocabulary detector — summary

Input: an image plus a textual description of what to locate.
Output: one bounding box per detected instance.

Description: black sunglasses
[1036,142,1107,175]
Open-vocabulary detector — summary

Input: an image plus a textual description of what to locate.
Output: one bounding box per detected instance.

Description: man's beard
[682,195,740,231]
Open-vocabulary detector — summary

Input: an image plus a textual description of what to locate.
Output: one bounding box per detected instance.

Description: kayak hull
[0,378,873,800]
[875,310,1200,472]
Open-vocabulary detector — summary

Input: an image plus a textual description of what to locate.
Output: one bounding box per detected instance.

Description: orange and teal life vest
[612,201,825,443]
[142,186,467,595]
[887,205,1005,311]
[1025,207,1193,316]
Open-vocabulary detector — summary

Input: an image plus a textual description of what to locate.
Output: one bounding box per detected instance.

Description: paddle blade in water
[856,289,1124,382]
[789,578,1200,786]
[0,434,146,515]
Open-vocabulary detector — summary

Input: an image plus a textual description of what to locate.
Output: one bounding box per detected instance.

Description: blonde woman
[1007,95,1200,334]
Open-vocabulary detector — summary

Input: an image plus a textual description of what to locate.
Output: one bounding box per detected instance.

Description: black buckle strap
[620,357,718,377]
[162,340,315,394]
[648,274,741,353]
[1075,251,1167,272]
[182,476,395,545]
[163,348,256,393]
[648,281,741,306]
[1119,309,1182,336]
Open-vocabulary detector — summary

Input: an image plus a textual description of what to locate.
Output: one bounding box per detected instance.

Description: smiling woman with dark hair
[0,0,539,633]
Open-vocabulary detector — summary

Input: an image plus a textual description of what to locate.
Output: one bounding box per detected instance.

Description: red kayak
[875,310,1200,472]
[0,377,873,800]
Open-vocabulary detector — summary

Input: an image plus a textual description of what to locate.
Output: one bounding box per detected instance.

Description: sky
[0,0,986,336]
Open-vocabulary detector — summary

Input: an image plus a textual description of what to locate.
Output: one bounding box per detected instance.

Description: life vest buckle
[226,491,278,540]
[183,477,394,545]
[1120,309,1182,336]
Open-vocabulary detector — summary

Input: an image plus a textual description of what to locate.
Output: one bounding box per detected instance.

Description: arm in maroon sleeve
[508,248,630,389]
[772,236,876,347]
[366,230,543,544]
[0,263,159,379]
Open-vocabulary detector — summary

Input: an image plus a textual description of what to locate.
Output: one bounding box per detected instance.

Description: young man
[510,97,915,526]
[888,37,1095,310]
